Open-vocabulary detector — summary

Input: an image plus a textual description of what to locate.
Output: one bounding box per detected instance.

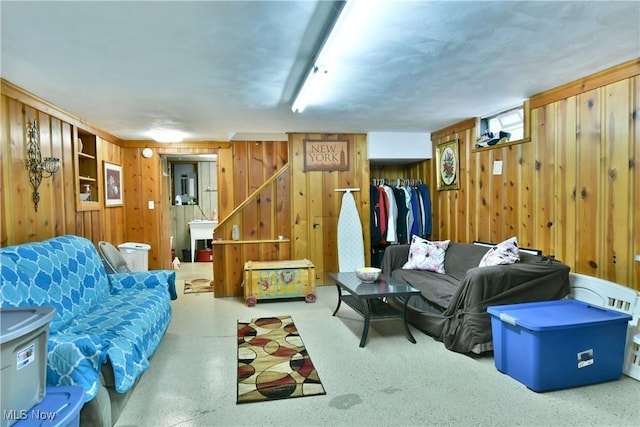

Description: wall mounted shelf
[74,127,100,211]
[471,137,531,153]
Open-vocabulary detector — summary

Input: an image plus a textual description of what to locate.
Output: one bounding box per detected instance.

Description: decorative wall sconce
[25,119,60,211]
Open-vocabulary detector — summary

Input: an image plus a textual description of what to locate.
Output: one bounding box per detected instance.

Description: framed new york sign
[303,140,349,171]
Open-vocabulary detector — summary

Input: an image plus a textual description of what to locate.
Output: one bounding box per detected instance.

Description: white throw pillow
[402,236,450,274]
[479,236,520,267]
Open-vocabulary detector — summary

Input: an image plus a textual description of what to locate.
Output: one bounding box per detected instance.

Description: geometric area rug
[183,278,215,294]
[237,315,326,404]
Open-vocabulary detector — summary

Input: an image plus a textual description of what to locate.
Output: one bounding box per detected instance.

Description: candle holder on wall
[24,119,60,211]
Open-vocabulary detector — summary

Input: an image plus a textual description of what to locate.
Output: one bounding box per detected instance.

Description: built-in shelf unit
[75,127,100,211]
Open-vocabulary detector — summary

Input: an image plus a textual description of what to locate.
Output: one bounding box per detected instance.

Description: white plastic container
[629,334,640,381]
[569,273,640,381]
[117,242,151,272]
[1,306,56,427]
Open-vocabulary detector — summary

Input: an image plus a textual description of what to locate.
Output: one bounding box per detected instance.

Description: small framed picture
[104,161,123,206]
[436,139,460,191]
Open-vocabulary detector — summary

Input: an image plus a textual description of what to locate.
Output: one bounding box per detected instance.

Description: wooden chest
[243,259,316,306]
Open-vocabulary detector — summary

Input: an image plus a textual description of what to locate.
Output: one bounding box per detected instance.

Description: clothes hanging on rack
[409,184,432,239]
[370,185,384,246]
[370,179,432,267]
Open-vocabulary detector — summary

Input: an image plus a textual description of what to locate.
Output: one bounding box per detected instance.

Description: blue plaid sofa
[1,235,177,426]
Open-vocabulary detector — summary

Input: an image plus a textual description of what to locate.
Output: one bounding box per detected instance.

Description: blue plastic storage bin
[13,386,84,427]
[487,299,632,392]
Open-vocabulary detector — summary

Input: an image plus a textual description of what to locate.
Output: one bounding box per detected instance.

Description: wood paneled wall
[0,77,286,273]
[1,81,126,248]
[0,77,232,269]
[213,134,428,294]
[207,140,289,297]
[217,140,288,220]
[370,162,431,182]
[4,60,638,293]
[213,165,291,243]
[197,161,218,218]
[212,166,291,296]
[120,142,229,270]
[431,62,639,290]
[289,133,370,283]
[120,146,166,269]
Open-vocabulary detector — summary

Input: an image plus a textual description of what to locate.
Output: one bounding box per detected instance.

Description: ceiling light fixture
[291,0,358,113]
[148,129,185,143]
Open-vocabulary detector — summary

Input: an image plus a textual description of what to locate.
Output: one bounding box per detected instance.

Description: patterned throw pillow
[479,236,520,267]
[402,236,450,274]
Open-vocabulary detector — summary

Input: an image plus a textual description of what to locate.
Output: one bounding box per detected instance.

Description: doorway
[162,154,218,262]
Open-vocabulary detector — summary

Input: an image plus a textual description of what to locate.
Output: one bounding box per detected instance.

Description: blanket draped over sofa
[382,242,570,354]
[0,235,176,426]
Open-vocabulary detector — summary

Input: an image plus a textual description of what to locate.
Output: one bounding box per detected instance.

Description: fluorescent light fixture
[148,129,185,143]
[291,66,329,113]
[291,0,360,113]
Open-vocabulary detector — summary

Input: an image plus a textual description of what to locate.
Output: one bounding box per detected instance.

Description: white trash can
[118,242,151,272]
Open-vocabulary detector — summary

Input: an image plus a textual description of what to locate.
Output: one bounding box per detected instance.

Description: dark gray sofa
[382,242,570,354]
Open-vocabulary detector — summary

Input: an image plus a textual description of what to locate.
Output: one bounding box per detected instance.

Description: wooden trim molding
[530,58,640,109]
[212,239,290,244]
[122,140,232,150]
[430,117,477,140]
[1,79,122,144]
[471,137,531,153]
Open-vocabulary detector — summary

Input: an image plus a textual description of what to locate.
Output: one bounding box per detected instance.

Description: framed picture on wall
[104,161,123,207]
[436,139,460,191]
[303,139,349,171]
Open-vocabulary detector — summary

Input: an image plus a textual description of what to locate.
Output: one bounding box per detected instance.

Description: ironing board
[337,190,365,272]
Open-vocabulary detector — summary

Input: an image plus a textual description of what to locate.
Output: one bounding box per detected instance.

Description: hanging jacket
[392,187,408,244]
[382,185,398,243]
[417,183,432,237]
[370,185,382,247]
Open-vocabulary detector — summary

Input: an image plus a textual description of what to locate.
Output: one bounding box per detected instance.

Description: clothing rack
[370,178,432,267]
[371,178,423,187]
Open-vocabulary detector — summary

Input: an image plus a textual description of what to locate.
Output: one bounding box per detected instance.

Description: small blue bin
[487,299,631,392]
[13,386,84,427]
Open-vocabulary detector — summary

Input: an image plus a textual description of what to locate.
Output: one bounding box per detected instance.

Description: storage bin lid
[487,299,632,331]
[16,386,85,425]
[118,242,151,251]
[1,306,56,344]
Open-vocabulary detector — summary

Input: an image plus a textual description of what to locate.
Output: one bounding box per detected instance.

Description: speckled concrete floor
[115,262,639,427]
